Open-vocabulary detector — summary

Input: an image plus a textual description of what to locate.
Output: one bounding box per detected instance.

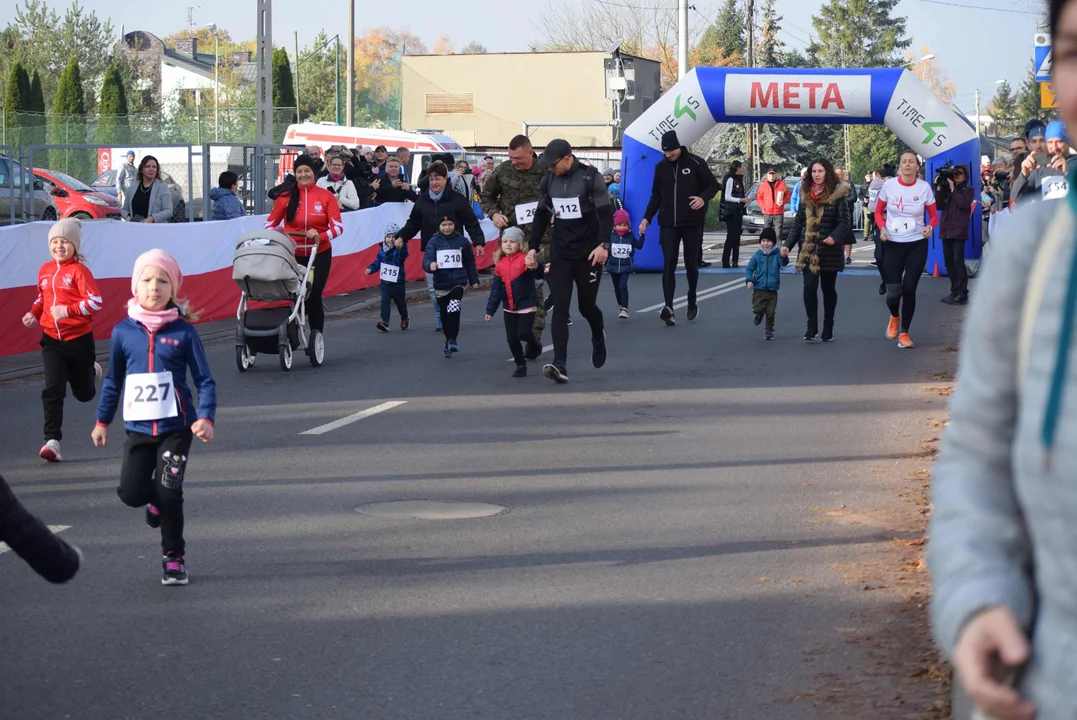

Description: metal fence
[198,143,300,218]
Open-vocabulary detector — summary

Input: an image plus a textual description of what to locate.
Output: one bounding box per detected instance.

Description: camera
[934,161,955,187]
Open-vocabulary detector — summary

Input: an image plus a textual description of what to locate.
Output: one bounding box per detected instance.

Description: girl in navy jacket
[607,208,645,318]
[485,227,543,376]
[93,250,216,587]
[366,222,411,331]
[423,215,480,358]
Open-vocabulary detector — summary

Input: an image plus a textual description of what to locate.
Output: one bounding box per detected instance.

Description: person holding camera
[317,154,362,211]
[1012,120,1069,204]
[374,157,418,205]
[935,163,975,306]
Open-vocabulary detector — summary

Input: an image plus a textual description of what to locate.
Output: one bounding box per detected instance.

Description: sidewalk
[0,277,493,382]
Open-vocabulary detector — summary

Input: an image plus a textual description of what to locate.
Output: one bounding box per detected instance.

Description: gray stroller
[232,230,325,371]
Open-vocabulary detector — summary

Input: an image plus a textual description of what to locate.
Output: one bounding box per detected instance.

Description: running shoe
[618,307,629,319]
[804,326,818,342]
[879,283,886,296]
[845,256,852,265]
[567,316,573,326]
[377,320,390,332]
[94,362,102,381]
[443,344,452,359]
[821,324,834,342]
[753,312,764,326]
[591,331,607,369]
[145,504,161,529]
[543,295,555,313]
[525,341,544,361]
[886,316,900,340]
[698,260,712,268]
[400,318,410,330]
[435,323,443,332]
[940,294,957,305]
[870,260,878,267]
[687,303,699,321]
[39,439,62,463]
[765,329,775,341]
[954,294,969,306]
[659,306,676,326]
[161,553,189,586]
[512,364,527,378]
[448,341,460,353]
[543,362,569,384]
[897,332,915,349]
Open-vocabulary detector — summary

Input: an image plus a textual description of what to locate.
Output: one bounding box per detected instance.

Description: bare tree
[460,41,488,54]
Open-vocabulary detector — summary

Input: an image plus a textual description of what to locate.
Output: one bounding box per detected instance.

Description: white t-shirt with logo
[878,178,935,244]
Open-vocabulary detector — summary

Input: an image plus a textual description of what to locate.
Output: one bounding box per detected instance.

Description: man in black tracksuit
[528,139,613,384]
[639,129,720,325]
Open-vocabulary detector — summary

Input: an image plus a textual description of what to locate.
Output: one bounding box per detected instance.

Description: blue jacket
[367,242,409,284]
[97,316,217,436]
[606,229,645,274]
[486,252,540,316]
[744,246,788,291]
[209,187,244,221]
[423,232,479,292]
[790,181,802,214]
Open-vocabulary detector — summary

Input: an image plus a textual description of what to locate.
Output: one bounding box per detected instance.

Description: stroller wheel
[308,330,325,367]
[279,344,293,372]
[236,345,252,373]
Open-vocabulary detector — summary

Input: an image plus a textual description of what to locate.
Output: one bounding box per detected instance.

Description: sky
[66,0,1046,114]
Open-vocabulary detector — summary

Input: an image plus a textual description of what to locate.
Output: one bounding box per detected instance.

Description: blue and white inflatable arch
[621,67,981,272]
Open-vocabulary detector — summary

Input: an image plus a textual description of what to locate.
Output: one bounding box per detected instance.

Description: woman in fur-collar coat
[782,158,851,342]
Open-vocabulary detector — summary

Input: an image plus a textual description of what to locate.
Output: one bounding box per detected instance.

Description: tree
[49,56,91,178]
[297,31,342,124]
[4,61,31,148]
[706,0,746,61]
[905,45,955,104]
[1015,59,1055,127]
[756,0,786,68]
[460,41,487,54]
[352,27,427,128]
[27,68,46,146]
[989,81,1019,137]
[95,63,129,145]
[809,0,911,69]
[432,35,455,55]
[272,48,297,126]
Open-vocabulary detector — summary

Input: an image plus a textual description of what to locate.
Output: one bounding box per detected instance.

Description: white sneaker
[94,362,102,381]
[618,307,629,319]
[39,439,62,463]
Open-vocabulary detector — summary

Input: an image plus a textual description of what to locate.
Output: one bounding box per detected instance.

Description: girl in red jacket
[264,154,343,334]
[21,218,103,463]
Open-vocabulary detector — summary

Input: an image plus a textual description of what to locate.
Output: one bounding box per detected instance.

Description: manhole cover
[357,500,507,520]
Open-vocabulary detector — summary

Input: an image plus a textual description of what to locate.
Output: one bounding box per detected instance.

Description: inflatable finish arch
[621,68,981,272]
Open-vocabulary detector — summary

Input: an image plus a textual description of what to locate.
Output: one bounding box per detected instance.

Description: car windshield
[92,170,115,187]
[47,171,94,192]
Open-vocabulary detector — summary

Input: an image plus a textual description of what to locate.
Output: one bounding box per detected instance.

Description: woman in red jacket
[264,154,343,333]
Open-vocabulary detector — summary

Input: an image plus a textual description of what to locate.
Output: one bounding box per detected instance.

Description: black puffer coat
[784,182,852,274]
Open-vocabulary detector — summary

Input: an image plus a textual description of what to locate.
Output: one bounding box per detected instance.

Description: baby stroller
[232,229,325,372]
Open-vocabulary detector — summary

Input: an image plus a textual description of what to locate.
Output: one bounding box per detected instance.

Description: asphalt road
[0,247,960,720]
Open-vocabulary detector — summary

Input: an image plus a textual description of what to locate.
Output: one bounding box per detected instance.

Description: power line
[911,0,1039,15]
[587,0,674,11]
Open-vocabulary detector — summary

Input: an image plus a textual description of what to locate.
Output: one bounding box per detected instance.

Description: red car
[33,169,121,220]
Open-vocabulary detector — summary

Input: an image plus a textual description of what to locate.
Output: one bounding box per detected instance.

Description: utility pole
[975,88,982,142]
[255,0,272,145]
[295,31,301,124]
[746,0,758,181]
[841,47,851,173]
[677,0,688,80]
[346,0,355,126]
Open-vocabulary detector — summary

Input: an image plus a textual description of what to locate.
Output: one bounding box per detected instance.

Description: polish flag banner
[724,74,873,118]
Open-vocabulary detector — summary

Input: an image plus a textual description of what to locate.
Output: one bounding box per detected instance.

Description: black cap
[767,166,778,173]
[882,163,896,178]
[537,139,572,169]
[374,145,388,153]
[661,130,680,152]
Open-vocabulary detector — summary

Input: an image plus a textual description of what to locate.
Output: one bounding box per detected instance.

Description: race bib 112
[552,197,583,220]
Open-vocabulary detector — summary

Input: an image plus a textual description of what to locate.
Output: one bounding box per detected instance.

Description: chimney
[232,51,252,64]
[176,37,198,58]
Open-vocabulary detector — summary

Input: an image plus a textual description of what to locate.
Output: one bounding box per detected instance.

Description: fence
[198,143,299,218]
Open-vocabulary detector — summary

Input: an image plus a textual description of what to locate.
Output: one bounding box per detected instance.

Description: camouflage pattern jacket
[480,155,551,255]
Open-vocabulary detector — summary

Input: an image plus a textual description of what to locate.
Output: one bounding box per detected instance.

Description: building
[117,31,256,105]
[401,49,661,149]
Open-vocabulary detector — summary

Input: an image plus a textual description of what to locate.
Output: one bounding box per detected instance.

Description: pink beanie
[613,208,631,226]
[132,249,183,296]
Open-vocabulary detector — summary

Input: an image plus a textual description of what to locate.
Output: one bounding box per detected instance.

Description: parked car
[90,168,188,223]
[744,175,800,240]
[33,169,121,220]
[0,156,58,226]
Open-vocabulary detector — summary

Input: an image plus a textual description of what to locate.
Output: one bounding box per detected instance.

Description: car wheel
[72,211,93,221]
[41,206,57,221]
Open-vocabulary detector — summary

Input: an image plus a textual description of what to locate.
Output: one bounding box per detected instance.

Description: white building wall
[161,61,214,98]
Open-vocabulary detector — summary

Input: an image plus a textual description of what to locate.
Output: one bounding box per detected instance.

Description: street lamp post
[206,23,220,142]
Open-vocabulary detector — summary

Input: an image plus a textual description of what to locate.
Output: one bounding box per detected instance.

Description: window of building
[425,93,474,115]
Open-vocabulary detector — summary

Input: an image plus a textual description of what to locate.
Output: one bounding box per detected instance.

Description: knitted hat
[613,208,631,226]
[384,222,400,236]
[293,154,316,172]
[759,227,778,244]
[661,130,680,151]
[132,249,183,297]
[502,226,525,244]
[1047,119,1068,143]
[48,217,83,252]
[437,214,456,228]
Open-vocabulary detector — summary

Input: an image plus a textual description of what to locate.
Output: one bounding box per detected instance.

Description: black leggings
[299,247,333,333]
[436,286,465,343]
[117,430,194,557]
[882,239,928,332]
[722,210,743,266]
[40,332,97,441]
[504,311,537,365]
[660,225,702,307]
[802,270,838,332]
[547,256,604,366]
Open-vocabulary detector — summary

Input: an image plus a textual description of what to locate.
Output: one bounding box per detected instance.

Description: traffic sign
[1036,33,1052,82]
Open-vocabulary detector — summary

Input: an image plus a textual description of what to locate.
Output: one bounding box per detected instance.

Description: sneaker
[443,344,452,359]
[879,282,886,296]
[897,332,915,349]
[543,362,569,384]
[525,341,544,361]
[698,260,712,268]
[400,318,410,331]
[954,294,969,306]
[821,324,834,342]
[618,306,629,319]
[765,329,775,341]
[687,303,699,321]
[591,331,607,369]
[753,312,764,326]
[659,306,676,326]
[870,260,878,267]
[512,364,527,378]
[886,316,900,340]
[145,504,161,529]
[39,439,62,463]
[94,362,102,381]
[162,553,189,586]
[804,326,818,342]
[845,256,852,265]
[567,316,573,326]
[941,294,957,305]
[543,295,555,313]
[448,341,460,353]
[377,320,390,332]
[435,323,443,332]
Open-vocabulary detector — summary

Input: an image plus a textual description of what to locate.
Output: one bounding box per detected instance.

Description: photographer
[935,163,975,305]
[1011,120,1068,204]
[317,154,362,211]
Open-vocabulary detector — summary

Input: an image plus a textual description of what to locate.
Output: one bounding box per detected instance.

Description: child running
[424,214,479,358]
[744,227,789,340]
[92,250,216,586]
[607,208,645,319]
[21,218,103,462]
[366,222,410,332]
[485,227,543,377]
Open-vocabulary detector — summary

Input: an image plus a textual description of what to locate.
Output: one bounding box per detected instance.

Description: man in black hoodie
[639,129,720,325]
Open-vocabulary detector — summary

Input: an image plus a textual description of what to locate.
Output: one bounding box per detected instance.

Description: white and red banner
[724,74,873,118]
[0,206,500,358]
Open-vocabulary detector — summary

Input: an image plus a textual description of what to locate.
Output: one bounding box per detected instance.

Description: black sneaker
[145,504,161,529]
[162,553,189,586]
[698,260,712,268]
[525,341,544,361]
[765,328,775,341]
[753,312,764,326]
[591,331,607,369]
[954,294,969,306]
[377,320,390,332]
[878,283,886,296]
[543,295,555,313]
[543,362,569,384]
[804,326,818,342]
[566,316,573,326]
[659,306,676,326]
[400,318,410,330]
[821,324,834,342]
[687,303,699,321]
[512,364,527,378]
[941,294,957,305]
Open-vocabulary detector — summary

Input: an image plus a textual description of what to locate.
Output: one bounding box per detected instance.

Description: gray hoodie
[929,195,1077,715]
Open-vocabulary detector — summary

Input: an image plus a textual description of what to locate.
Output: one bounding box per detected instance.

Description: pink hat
[132,249,183,296]
[613,208,631,226]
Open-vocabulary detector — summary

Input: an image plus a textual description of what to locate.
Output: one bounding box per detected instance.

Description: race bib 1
[379,264,400,282]
[515,201,538,225]
[1043,177,1069,200]
[552,197,583,220]
[123,372,178,422]
[437,249,463,269]
[887,217,916,235]
[610,243,631,259]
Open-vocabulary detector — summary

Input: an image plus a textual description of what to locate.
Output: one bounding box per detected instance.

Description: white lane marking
[300,401,408,436]
[0,525,71,555]
[507,344,554,362]
[670,283,744,310]
[637,278,743,313]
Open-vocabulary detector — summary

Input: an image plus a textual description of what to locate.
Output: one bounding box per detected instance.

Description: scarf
[429,188,444,201]
[810,183,825,201]
[128,298,179,333]
[328,172,345,182]
[615,226,630,236]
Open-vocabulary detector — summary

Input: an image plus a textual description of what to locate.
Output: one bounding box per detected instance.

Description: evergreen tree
[4,61,31,149]
[50,56,90,178]
[28,69,44,113]
[272,48,297,126]
[809,0,911,69]
[698,0,746,64]
[95,64,129,145]
[757,0,785,68]
[26,68,46,146]
[989,81,1019,136]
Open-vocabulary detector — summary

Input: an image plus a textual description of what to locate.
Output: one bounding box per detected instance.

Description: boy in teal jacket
[744,227,788,340]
